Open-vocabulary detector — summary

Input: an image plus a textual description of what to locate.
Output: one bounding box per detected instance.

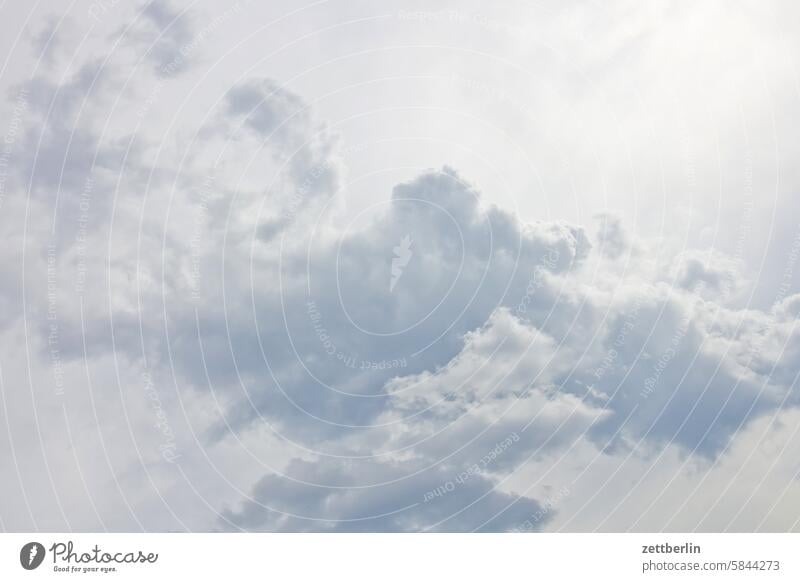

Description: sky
[0,0,800,532]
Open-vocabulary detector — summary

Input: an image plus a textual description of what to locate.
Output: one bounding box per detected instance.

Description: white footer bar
[1,533,797,581]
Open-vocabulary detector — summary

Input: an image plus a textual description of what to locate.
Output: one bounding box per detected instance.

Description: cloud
[126,1,197,77]
[672,249,743,300]
[594,213,629,260]
[221,456,545,532]
[2,2,800,532]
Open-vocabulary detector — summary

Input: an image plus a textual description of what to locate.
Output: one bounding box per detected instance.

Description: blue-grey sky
[1,0,800,532]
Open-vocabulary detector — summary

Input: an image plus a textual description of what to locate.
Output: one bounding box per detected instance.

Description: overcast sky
[1,0,800,532]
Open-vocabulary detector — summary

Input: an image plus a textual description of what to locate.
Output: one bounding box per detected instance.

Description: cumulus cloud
[2,2,800,533]
[594,213,629,260]
[221,456,545,532]
[123,1,197,76]
[672,249,744,299]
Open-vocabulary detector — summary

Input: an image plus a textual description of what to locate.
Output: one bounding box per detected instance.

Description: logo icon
[390,234,413,292]
[20,542,46,570]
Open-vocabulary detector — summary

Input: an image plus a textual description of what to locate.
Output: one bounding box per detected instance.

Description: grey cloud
[673,249,742,299]
[594,212,629,259]
[188,165,592,442]
[219,78,342,227]
[130,1,196,76]
[221,457,546,532]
